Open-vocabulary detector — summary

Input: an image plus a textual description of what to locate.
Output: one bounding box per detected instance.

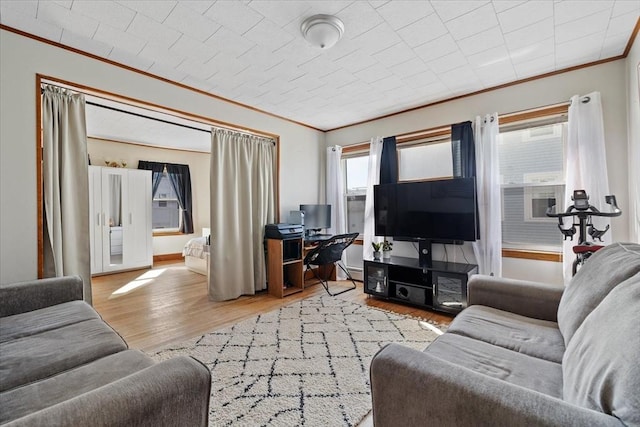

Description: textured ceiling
[2,1,639,131]
[84,95,212,152]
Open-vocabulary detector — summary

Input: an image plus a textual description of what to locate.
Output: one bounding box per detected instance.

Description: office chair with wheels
[304,232,359,296]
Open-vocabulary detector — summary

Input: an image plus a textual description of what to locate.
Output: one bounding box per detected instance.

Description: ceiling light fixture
[301,14,345,49]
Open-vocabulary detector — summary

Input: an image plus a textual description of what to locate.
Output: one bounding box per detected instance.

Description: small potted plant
[382,239,393,259]
[372,242,382,259]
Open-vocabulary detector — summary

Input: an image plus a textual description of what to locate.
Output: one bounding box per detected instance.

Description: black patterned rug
[151,295,443,426]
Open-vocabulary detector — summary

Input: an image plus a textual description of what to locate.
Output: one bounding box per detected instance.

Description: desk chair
[304,233,359,296]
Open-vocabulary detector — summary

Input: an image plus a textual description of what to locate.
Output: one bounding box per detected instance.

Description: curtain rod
[41,84,276,143]
[569,95,591,105]
[87,101,212,134]
[41,86,211,134]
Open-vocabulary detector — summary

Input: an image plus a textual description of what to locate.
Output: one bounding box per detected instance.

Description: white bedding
[182,236,208,259]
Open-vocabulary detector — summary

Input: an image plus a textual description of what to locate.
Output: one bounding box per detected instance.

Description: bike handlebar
[546,205,622,218]
[546,194,621,219]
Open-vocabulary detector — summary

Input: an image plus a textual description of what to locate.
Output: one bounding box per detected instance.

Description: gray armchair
[1,276,211,426]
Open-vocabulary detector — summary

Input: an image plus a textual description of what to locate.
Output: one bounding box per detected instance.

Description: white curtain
[326,145,347,278]
[363,136,384,260]
[632,127,640,243]
[42,86,91,302]
[209,129,276,301]
[629,65,640,243]
[564,92,611,282]
[472,113,502,277]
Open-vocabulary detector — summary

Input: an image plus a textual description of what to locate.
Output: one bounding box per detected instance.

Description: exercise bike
[546,189,622,276]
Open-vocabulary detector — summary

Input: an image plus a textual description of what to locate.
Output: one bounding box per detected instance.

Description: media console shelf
[364,256,477,314]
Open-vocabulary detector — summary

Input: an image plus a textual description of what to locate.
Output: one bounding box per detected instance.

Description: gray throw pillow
[562,272,640,426]
[557,242,640,345]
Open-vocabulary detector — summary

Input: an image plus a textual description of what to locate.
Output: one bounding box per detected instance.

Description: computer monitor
[299,204,331,236]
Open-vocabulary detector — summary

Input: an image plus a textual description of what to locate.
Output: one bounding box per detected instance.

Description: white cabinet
[89,166,152,275]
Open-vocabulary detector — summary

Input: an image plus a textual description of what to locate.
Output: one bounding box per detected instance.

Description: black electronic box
[265,223,304,240]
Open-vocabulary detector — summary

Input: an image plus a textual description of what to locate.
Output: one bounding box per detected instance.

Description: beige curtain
[209,129,276,301]
[42,86,91,303]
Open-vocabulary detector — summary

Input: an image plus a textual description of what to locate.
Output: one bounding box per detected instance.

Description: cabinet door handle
[129,213,132,225]
[97,213,101,226]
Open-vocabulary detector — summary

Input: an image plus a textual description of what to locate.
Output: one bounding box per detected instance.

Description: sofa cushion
[557,242,640,345]
[447,305,565,363]
[0,319,127,392]
[0,350,155,424]
[563,272,640,426]
[0,300,99,342]
[424,333,563,398]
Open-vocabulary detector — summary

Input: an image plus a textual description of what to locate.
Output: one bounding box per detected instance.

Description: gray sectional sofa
[0,276,211,426]
[371,242,640,427]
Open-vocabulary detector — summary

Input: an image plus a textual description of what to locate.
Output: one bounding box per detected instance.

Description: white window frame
[499,118,567,251]
[343,154,368,236]
[152,171,182,233]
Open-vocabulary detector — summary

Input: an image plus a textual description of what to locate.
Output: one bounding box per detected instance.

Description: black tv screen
[374,178,478,241]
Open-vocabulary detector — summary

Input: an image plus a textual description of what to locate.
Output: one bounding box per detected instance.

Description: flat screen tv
[374,178,478,242]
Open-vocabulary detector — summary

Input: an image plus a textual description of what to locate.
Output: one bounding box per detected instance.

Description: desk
[303,237,337,283]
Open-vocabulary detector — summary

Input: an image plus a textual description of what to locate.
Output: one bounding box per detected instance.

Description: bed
[183,228,210,276]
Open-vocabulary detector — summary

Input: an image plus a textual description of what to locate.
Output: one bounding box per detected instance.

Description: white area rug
[151,295,443,426]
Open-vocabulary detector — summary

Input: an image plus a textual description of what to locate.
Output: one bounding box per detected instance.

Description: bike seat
[573,244,604,254]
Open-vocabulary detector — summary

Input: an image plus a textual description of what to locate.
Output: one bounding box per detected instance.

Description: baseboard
[153,253,183,262]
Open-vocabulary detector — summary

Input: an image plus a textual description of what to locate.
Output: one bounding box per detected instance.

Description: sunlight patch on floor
[420,320,445,335]
[109,268,167,299]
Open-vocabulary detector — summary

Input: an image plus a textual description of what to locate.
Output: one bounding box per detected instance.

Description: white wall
[0,29,325,284]
[87,138,210,255]
[327,60,631,285]
[627,37,640,243]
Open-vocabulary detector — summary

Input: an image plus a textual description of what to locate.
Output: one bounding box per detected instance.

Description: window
[341,138,453,236]
[397,140,452,181]
[498,121,566,250]
[152,172,181,231]
[344,155,368,234]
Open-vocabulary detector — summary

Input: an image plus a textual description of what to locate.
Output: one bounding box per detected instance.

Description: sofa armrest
[467,275,563,321]
[0,276,84,317]
[370,343,623,427]
[4,356,211,427]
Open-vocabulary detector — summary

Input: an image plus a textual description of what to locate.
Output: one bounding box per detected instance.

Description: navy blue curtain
[165,163,194,234]
[451,121,476,178]
[380,136,398,184]
[137,160,165,196]
[451,121,480,239]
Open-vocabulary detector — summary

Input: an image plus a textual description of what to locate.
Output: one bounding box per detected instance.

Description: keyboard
[305,234,332,242]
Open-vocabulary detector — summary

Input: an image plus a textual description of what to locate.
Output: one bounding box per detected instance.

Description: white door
[101,168,128,272]
[124,169,152,268]
[88,166,103,274]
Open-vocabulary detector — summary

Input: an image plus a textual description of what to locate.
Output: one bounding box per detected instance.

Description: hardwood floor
[92,261,453,352]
